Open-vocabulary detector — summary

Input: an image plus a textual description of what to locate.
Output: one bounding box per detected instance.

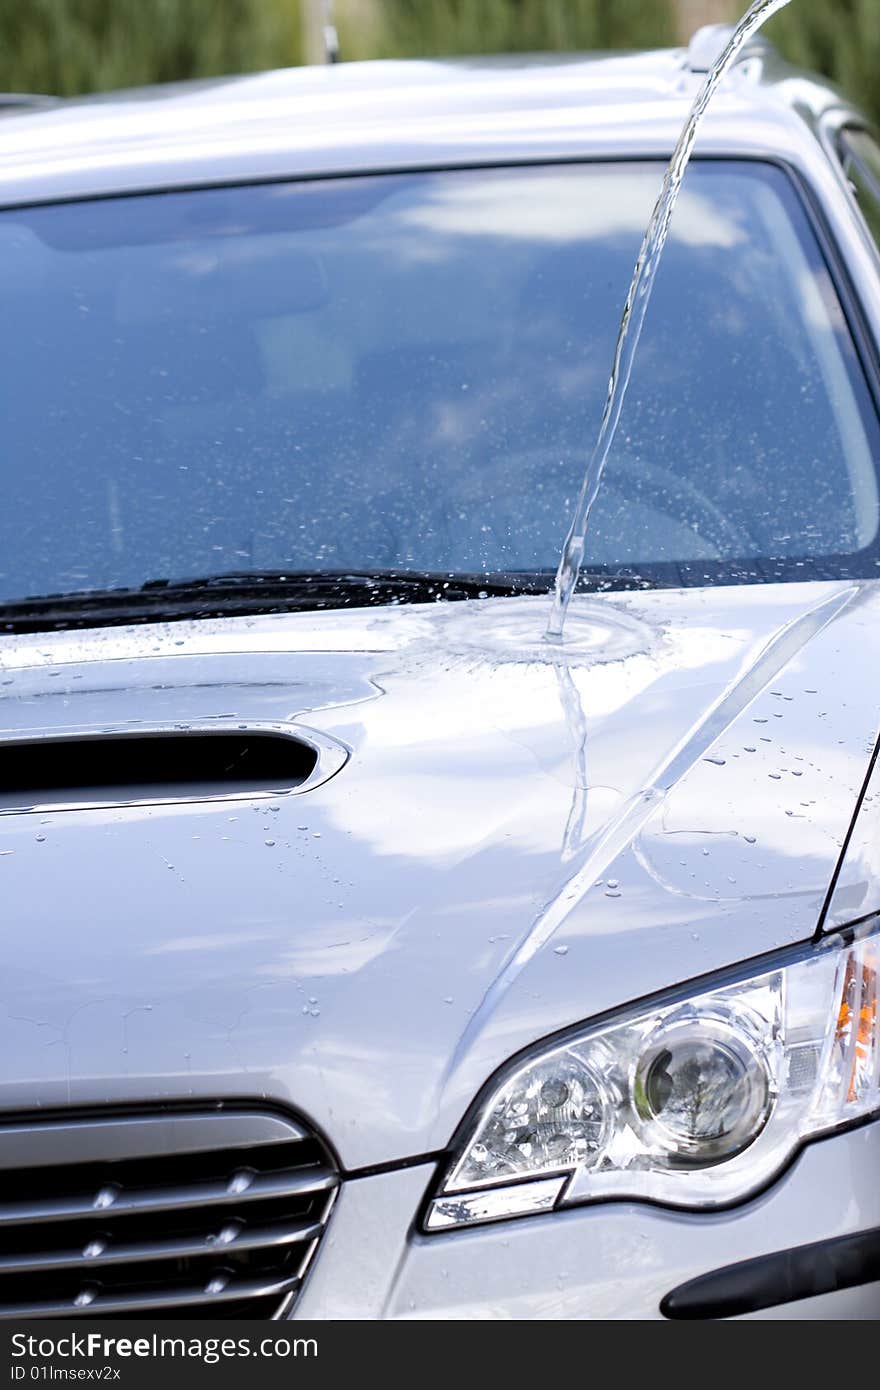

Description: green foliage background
[765,0,879,126]
[340,0,673,59]
[0,0,303,96]
[0,1,874,128]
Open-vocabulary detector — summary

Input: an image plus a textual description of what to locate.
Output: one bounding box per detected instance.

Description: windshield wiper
[0,568,555,634]
[0,565,667,635]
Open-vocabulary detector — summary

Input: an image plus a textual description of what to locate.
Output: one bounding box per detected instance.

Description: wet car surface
[0,29,879,1319]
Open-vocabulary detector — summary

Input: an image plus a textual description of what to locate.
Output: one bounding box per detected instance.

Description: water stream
[546,0,795,643]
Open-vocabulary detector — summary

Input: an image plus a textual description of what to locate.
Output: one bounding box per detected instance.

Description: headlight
[426,921,879,1230]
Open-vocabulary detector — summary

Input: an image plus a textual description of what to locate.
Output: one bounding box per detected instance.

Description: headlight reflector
[632,1012,773,1163]
[452,1053,613,1190]
[427,922,879,1229]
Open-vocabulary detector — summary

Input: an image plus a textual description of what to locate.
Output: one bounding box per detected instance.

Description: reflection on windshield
[1,161,878,607]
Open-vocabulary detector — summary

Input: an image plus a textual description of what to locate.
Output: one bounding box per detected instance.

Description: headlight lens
[632,1013,772,1162]
[426,922,879,1230]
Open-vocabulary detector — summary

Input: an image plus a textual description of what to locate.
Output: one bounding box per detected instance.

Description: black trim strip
[344,1150,444,1182]
[661,1227,880,1319]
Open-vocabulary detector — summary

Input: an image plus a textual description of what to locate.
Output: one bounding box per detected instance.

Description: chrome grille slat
[0,1217,325,1274]
[0,1164,336,1226]
[0,1110,338,1319]
[0,1111,309,1170]
[7,1273,301,1318]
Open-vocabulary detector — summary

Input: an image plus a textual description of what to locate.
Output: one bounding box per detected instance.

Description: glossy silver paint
[1,45,879,1319]
[1,584,878,1166]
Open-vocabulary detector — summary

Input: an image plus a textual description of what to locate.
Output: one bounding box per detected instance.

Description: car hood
[0,581,878,1169]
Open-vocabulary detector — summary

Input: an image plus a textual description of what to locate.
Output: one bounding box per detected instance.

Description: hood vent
[0,725,340,814]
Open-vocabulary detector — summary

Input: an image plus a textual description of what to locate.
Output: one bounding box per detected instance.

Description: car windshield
[2,160,879,613]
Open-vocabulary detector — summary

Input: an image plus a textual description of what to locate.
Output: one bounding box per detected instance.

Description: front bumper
[293,1120,880,1319]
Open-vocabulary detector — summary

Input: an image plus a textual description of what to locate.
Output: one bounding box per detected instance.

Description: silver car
[0,25,879,1320]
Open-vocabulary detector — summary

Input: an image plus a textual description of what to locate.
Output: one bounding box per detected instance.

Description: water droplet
[93,1185,118,1210]
[83,1239,106,1259]
[35,834,46,843]
[264,839,275,847]
[703,756,726,766]
[206,1274,229,1295]
[744,835,757,844]
[605,890,621,899]
[74,1287,98,1308]
[769,773,781,780]
[554,945,569,956]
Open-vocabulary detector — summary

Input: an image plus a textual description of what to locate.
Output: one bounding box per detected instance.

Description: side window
[839,129,880,252]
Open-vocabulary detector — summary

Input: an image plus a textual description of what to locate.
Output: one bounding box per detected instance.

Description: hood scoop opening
[0,726,328,814]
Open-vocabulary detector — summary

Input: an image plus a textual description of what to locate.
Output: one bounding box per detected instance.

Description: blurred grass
[0,0,675,96]
[766,0,880,127]
[340,0,675,59]
[0,0,302,95]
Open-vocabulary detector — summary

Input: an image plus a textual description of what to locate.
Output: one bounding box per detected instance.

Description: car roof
[0,44,861,207]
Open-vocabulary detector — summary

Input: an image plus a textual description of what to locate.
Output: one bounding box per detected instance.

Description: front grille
[0,1109,338,1318]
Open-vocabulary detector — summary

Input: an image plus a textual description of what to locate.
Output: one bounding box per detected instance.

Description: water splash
[429,594,657,667]
[546,0,794,643]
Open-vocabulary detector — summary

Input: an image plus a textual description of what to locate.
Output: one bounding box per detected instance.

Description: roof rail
[685,22,777,74]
